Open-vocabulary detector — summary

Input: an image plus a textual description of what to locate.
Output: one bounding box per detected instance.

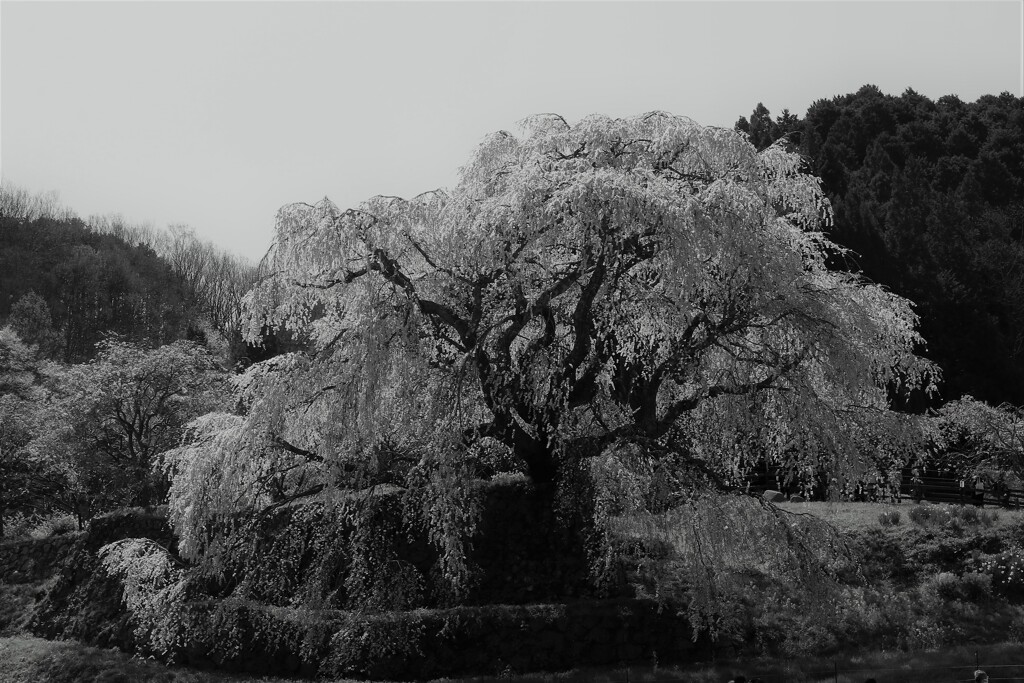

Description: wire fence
[598,663,1024,683]
[579,655,1024,683]
[744,467,1024,509]
[724,662,1024,683]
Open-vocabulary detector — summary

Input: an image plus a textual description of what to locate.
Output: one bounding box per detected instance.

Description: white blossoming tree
[156,113,934,614]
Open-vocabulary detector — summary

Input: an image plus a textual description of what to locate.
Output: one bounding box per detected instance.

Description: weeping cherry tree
[146,113,934,622]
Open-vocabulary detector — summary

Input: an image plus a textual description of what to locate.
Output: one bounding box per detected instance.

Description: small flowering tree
[935,396,1024,479]
[39,339,227,518]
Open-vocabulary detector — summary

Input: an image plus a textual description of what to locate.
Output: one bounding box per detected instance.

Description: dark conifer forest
[736,86,1024,406]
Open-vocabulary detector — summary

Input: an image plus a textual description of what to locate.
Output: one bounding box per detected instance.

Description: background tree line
[0,182,269,367]
[0,183,273,536]
[736,86,1024,407]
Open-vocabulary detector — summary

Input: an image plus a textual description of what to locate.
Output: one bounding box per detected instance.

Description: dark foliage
[29,508,175,650]
[0,216,190,361]
[192,479,592,611]
[737,87,1024,406]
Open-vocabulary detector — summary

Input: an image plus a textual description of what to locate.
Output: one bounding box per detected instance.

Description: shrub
[2,512,81,540]
[0,582,44,636]
[957,572,995,602]
[2,512,38,540]
[978,548,1024,602]
[878,510,901,526]
[752,597,839,657]
[904,526,1005,575]
[959,506,980,524]
[1009,615,1024,644]
[831,586,916,651]
[28,513,79,539]
[907,505,935,526]
[907,504,998,530]
[923,571,992,604]
[953,506,998,528]
[846,528,919,586]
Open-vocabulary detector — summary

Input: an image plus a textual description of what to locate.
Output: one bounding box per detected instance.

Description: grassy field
[0,635,252,683]
[2,633,1024,683]
[776,499,1024,533]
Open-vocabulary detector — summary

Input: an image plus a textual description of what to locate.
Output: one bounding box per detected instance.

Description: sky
[1,1,1021,263]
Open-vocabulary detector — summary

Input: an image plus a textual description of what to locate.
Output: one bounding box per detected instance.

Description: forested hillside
[0,215,191,362]
[0,186,265,366]
[737,87,1024,406]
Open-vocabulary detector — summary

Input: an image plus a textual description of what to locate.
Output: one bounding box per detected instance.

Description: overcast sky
[2,1,1021,262]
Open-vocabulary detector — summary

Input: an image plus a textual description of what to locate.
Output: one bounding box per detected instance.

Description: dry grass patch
[0,635,309,683]
[776,500,1024,533]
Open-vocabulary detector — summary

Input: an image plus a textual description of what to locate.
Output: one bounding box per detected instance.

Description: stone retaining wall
[170,597,705,680]
[0,533,84,584]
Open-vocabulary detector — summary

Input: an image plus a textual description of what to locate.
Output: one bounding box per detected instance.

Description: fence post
[834,660,838,683]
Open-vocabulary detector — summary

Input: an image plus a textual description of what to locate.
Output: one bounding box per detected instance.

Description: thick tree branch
[654,348,811,436]
[271,435,324,463]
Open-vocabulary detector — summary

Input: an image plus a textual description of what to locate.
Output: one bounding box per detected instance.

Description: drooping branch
[291,245,474,349]
[271,435,324,463]
[256,483,326,519]
[654,347,812,437]
[406,235,475,287]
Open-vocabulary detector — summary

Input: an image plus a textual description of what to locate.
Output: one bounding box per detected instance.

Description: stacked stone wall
[168,597,704,680]
[28,500,688,679]
[29,508,175,649]
[0,533,83,584]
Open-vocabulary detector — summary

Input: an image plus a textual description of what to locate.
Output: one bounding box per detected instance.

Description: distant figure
[996,472,1011,507]
[975,670,989,683]
[975,477,987,507]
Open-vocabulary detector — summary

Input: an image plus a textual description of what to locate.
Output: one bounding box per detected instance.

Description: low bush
[2,512,39,540]
[904,527,1005,574]
[878,510,901,526]
[29,514,80,539]
[830,585,916,650]
[978,548,1024,603]
[922,571,993,604]
[0,635,232,683]
[844,528,919,586]
[907,504,998,529]
[2,512,80,541]
[0,581,46,636]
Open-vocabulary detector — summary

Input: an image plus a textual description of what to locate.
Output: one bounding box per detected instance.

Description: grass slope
[776,500,1024,533]
[3,634,1024,683]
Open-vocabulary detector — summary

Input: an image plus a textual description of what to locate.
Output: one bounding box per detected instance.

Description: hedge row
[168,597,704,680]
[29,508,175,650]
[0,533,83,584]
[214,478,595,609]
